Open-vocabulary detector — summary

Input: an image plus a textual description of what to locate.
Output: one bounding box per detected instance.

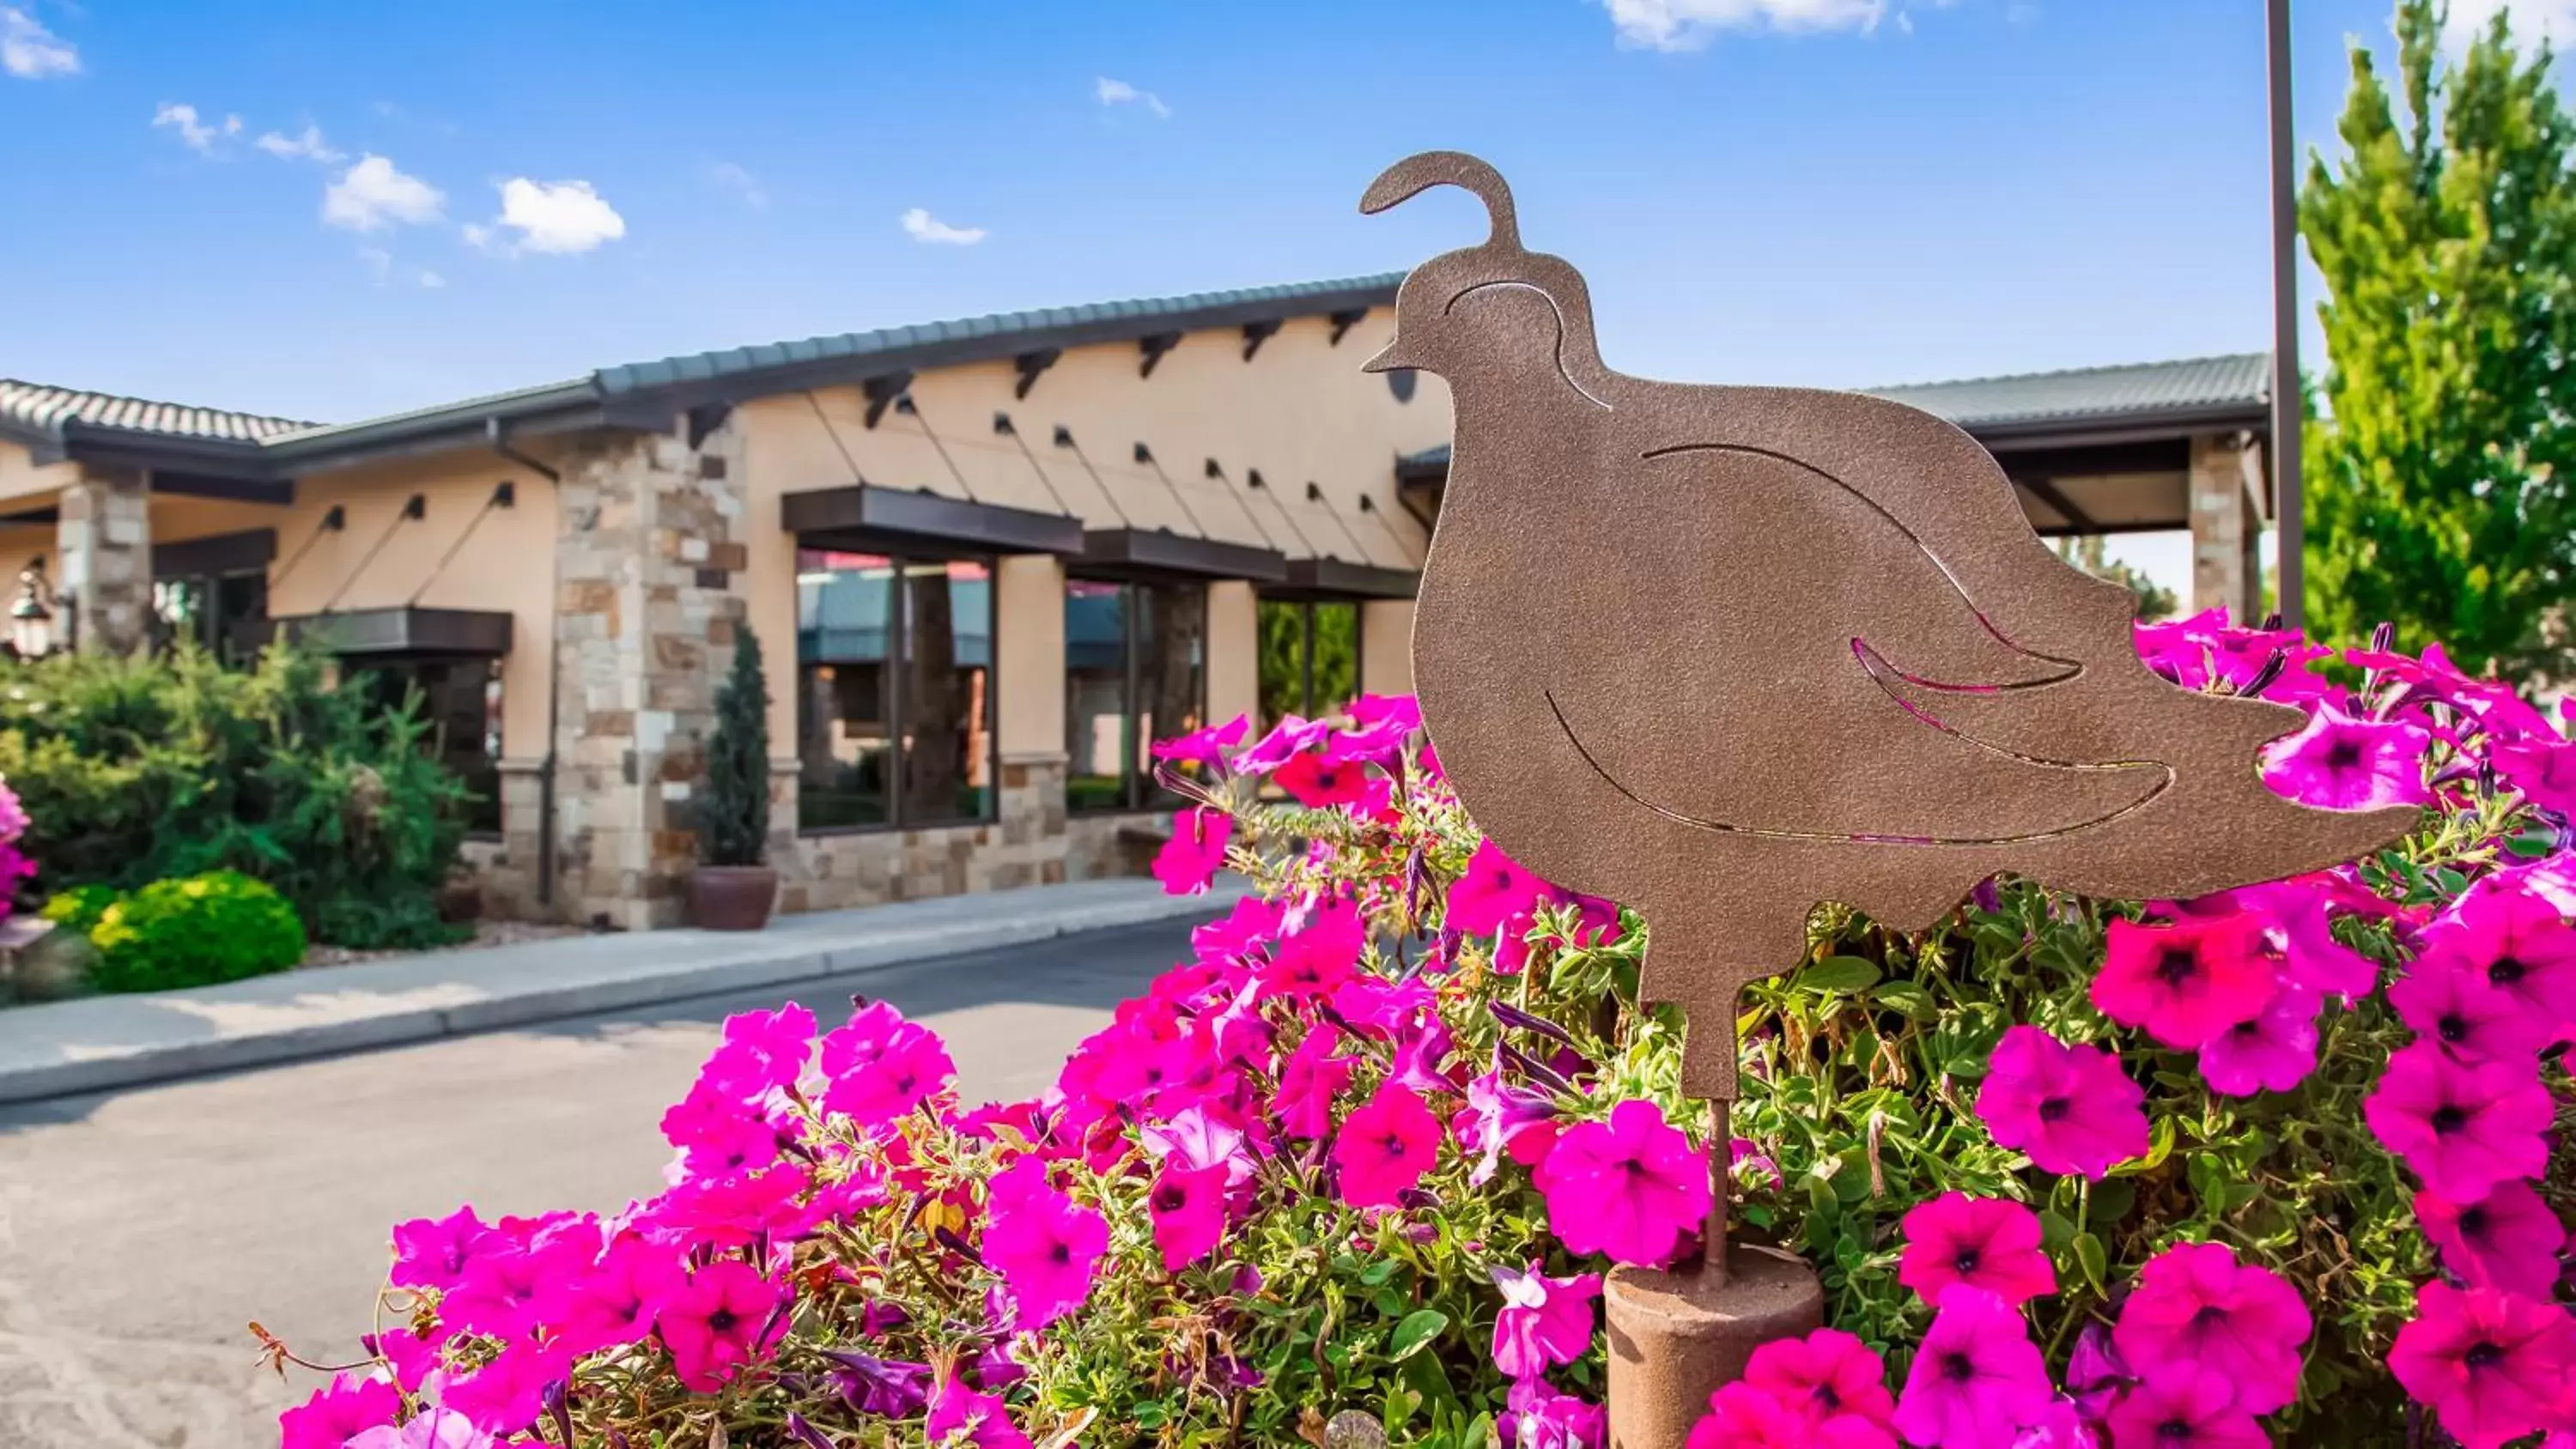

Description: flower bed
[278,613,2574,1449]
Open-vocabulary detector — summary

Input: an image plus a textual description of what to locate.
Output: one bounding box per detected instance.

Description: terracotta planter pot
[686,865,778,931]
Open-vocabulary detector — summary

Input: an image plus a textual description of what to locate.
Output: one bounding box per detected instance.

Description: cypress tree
[702,624,770,868]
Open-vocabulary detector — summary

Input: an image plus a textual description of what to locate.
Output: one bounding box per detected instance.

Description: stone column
[2189,433,2265,621]
[1206,580,1260,728]
[1360,599,1416,697]
[58,467,149,655]
[550,419,750,931]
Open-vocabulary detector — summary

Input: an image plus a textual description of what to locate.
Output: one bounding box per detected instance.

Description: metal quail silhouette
[1361,150,2419,1105]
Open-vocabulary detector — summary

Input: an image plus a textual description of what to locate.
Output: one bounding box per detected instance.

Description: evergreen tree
[702,624,770,867]
[2301,0,2576,676]
[2056,535,2178,621]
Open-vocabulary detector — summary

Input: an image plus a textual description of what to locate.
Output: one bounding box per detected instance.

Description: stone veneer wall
[58,468,150,655]
[771,756,1084,912]
[1062,808,1172,883]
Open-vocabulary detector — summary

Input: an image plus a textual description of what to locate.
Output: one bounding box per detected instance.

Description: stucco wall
[0,443,75,507]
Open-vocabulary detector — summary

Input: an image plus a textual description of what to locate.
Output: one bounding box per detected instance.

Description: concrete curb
[0,882,1247,1106]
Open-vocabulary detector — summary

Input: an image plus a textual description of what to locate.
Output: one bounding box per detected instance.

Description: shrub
[276,619,2576,1449]
[38,882,118,937]
[0,643,471,949]
[701,624,770,868]
[86,870,307,994]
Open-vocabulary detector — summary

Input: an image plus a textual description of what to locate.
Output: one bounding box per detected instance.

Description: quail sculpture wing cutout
[1365,151,2421,1100]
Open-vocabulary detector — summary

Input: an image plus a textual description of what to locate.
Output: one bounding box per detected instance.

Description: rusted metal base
[1604,1245,1824,1448]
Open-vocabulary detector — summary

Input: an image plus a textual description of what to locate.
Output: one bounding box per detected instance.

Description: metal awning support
[1272,556,1420,602]
[244,605,513,658]
[781,483,1084,557]
[1074,529,1288,584]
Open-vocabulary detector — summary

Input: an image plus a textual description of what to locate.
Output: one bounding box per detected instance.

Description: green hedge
[0,644,472,949]
[77,870,307,993]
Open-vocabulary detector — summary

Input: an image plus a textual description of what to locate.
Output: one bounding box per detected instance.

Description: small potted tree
[687,624,778,931]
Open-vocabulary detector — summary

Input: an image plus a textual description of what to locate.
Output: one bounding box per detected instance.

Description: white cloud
[1594,0,1947,50]
[255,124,344,163]
[153,103,240,155]
[709,161,767,209]
[323,154,446,232]
[417,269,446,289]
[2446,0,2576,47]
[1,6,76,79]
[1095,76,1170,118]
[483,177,628,254]
[461,222,493,251]
[901,206,986,246]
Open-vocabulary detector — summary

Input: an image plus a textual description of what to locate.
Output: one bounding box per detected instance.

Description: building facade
[0,281,2276,931]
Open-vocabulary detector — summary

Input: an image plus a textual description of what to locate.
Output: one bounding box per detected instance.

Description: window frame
[1257,594,1366,725]
[1065,577,1208,816]
[794,549,1001,837]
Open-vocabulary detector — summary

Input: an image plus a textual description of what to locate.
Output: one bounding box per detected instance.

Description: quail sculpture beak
[1360,337,1416,373]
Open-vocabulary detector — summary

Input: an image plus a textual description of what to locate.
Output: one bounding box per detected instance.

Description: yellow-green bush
[82,870,307,994]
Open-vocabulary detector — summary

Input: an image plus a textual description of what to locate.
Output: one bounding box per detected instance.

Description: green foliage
[2055,535,2176,621]
[0,643,472,949]
[2300,0,2576,668]
[83,869,307,993]
[702,625,771,868]
[39,883,118,937]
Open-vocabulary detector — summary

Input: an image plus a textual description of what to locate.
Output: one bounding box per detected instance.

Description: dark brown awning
[1075,528,1288,584]
[243,606,513,658]
[1271,557,1420,602]
[782,483,1083,557]
[153,528,276,580]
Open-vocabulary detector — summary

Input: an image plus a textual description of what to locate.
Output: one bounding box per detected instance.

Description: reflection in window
[349,658,504,835]
[1066,580,1206,813]
[151,569,268,662]
[796,549,994,832]
[1257,597,1363,727]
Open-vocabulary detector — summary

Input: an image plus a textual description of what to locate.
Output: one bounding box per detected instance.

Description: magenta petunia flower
[430,1337,568,1436]
[1490,1262,1601,1379]
[2416,1180,2570,1299]
[982,1160,1109,1331]
[695,1003,817,1103]
[1232,714,1333,773]
[559,1237,690,1356]
[1898,1193,2057,1308]
[1260,898,1365,1000]
[1447,840,1548,937]
[659,1084,790,1183]
[1689,1383,1813,1449]
[1976,1027,2150,1180]
[1152,808,1233,895]
[818,1000,956,1127]
[2493,736,2576,815]
[1147,1161,1230,1272]
[2138,609,2333,702]
[2196,983,2320,1097]
[2388,1282,2576,1449]
[1458,1063,1558,1186]
[440,1225,594,1342]
[1745,1326,1898,1430]
[1277,1029,1357,1140]
[389,1204,503,1293]
[1500,1376,1607,1449]
[2390,958,2553,1066]
[925,1379,1036,1449]
[2111,1242,2310,1415]
[657,1257,789,1392]
[1536,1099,1712,1267]
[1331,1081,1442,1209]
[278,1373,402,1449]
[1274,751,1376,809]
[2093,912,2279,1050]
[2258,698,2433,810]
[2364,1041,2555,1203]
[2008,1399,2098,1449]
[1892,1288,2056,1449]
[346,1407,495,1449]
[2415,882,2576,1030]
[1149,713,1249,768]
[2103,1364,2267,1449]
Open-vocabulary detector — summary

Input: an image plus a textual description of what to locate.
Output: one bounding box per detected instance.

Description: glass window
[350,658,503,836]
[1257,597,1364,727]
[150,569,268,663]
[1065,580,1206,813]
[796,550,995,831]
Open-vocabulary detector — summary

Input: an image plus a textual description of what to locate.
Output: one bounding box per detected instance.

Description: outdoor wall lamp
[10,555,70,658]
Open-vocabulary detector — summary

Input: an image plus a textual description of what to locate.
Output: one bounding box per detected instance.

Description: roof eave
[1964,400,2272,452]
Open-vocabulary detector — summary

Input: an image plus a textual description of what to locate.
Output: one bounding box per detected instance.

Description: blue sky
[3,0,2567,589]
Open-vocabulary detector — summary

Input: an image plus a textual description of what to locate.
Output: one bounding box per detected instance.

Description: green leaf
[1799,955,1883,993]
[1871,980,1935,1018]
[1388,1307,1450,1362]
[2074,1232,2109,1294]
[2111,1116,2178,1178]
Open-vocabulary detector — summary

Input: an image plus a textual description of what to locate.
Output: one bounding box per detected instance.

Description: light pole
[2268,0,2305,627]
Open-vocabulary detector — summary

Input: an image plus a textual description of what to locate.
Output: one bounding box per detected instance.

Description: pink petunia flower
[1893,1288,2057,1449]
[2138,609,2333,702]
[2103,1365,2267,1449]
[1500,1376,1607,1449]
[1152,808,1233,895]
[389,1204,503,1293]
[347,1408,495,1449]
[1490,1262,1602,1379]
[925,1378,1036,1449]
[1899,1193,2058,1308]
[2363,1041,2555,1203]
[1976,1027,2150,1180]
[2010,1398,2100,1449]
[2196,983,2320,1097]
[2093,912,2278,1050]
[1274,751,1377,809]
[2493,736,2576,815]
[1150,713,1248,769]
[2111,1242,2310,1415]
[1457,1063,1558,1186]
[430,1337,568,1436]
[2416,1181,2570,1299]
[2258,699,2433,810]
[1276,1029,1357,1141]
[658,1258,789,1392]
[819,1000,957,1127]
[2388,1282,2576,1449]
[559,1237,690,1356]
[982,1159,1109,1331]
[1447,840,1548,937]
[660,1083,792,1183]
[1690,1383,1814,1449]
[278,1373,402,1449]
[1232,714,1333,773]
[1331,1081,1442,1209]
[2414,882,2576,1029]
[1745,1326,1898,1430]
[1147,1162,1230,1272]
[2390,959,2553,1066]
[1536,1099,1712,1268]
[1260,898,1365,999]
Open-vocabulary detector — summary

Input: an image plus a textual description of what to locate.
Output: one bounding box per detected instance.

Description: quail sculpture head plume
[1363,150,2420,1100]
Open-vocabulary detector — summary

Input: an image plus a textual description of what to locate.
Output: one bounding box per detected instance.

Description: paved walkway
[0,877,1244,1105]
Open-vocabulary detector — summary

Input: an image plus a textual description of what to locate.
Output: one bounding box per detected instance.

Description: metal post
[2267,0,2305,627]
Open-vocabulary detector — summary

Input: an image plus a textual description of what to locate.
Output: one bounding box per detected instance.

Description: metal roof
[0,379,313,446]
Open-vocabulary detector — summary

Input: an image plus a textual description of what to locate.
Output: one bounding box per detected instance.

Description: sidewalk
[0,876,1246,1106]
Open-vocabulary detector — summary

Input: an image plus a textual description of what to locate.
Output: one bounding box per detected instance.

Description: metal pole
[2267,0,2305,627]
